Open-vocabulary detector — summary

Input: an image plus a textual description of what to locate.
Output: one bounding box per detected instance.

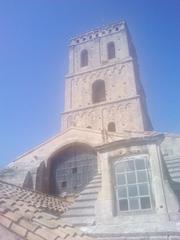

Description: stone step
[77,193,97,201]
[71,199,96,208]
[80,190,99,195]
[81,187,100,194]
[91,233,180,240]
[166,162,180,167]
[88,179,101,185]
[169,166,180,173]
[93,173,101,179]
[169,171,180,178]
[85,184,101,189]
[167,167,180,174]
[166,160,180,165]
[60,216,96,226]
[61,213,94,218]
[91,174,101,181]
[59,174,101,227]
[165,159,180,165]
[68,205,94,210]
[62,207,95,216]
[171,176,180,182]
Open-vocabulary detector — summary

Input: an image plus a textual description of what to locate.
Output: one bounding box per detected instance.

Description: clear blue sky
[0,0,179,168]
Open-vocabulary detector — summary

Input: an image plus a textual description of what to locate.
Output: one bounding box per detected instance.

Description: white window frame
[114,155,153,214]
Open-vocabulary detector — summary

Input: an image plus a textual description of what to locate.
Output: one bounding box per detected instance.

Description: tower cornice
[65,57,133,78]
[70,21,126,46]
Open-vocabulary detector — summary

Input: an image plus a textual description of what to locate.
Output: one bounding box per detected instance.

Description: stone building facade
[0,21,180,239]
[62,21,152,132]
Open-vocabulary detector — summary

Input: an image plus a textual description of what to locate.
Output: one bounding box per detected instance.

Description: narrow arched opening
[80,49,88,67]
[108,122,116,132]
[92,80,106,104]
[107,41,115,59]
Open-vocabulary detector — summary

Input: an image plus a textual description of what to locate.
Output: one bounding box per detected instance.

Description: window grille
[114,156,152,212]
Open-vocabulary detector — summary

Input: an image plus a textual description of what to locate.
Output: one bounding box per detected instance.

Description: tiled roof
[0,181,95,240]
[0,181,72,215]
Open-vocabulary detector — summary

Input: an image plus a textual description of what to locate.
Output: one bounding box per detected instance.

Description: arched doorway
[49,144,97,195]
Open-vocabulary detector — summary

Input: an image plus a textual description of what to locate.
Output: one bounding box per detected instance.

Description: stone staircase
[164,155,180,201]
[60,173,101,227]
[89,233,180,240]
[164,155,180,182]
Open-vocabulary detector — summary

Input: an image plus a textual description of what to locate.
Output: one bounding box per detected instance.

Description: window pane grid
[116,171,149,186]
[115,157,152,212]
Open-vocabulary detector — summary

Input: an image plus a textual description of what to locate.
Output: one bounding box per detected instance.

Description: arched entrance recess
[49,144,97,195]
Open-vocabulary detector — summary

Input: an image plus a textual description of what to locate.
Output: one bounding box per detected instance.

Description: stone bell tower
[61,21,152,132]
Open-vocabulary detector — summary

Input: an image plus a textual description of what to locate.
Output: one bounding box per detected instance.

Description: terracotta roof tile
[10,222,27,237]
[19,218,39,232]
[26,232,44,240]
[4,211,23,222]
[0,204,9,214]
[0,180,95,240]
[33,217,59,229]
[0,215,12,228]
[51,226,69,239]
[35,227,59,240]
[0,181,71,214]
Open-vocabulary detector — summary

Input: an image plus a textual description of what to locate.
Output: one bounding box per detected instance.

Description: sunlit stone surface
[0,21,180,239]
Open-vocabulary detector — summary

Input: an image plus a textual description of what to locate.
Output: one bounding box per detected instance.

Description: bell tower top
[62,21,153,132]
[68,21,131,75]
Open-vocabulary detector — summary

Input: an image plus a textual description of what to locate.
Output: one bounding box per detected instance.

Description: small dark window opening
[81,49,88,67]
[61,181,67,188]
[72,167,77,174]
[107,42,115,59]
[92,80,106,103]
[87,126,92,129]
[108,122,116,132]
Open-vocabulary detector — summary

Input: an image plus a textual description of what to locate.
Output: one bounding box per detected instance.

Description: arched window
[92,80,106,103]
[108,122,116,132]
[114,156,152,213]
[107,41,115,59]
[50,144,97,195]
[80,49,88,67]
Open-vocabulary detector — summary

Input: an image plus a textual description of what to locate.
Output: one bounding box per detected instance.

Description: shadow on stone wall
[35,161,48,193]
[22,171,33,190]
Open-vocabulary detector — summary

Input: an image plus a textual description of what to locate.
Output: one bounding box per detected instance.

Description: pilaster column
[96,152,114,222]
[148,144,168,216]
